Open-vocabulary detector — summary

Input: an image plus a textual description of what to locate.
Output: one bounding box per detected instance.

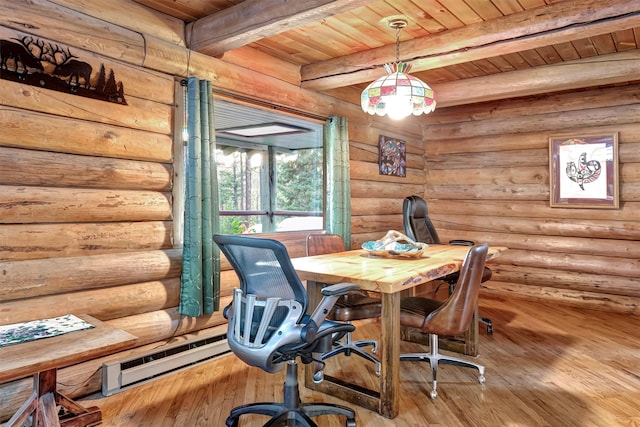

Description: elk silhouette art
[2,35,126,104]
[0,38,45,76]
[44,44,92,89]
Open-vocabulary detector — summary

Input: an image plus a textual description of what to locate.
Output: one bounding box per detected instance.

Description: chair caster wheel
[479,374,486,384]
[487,325,493,334]
[346,418,357,427]
[430,390,437,399]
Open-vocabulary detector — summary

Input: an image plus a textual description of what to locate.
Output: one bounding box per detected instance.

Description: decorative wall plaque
[1,35,127,105]
[378,135,406,177]
[549,132,619,209]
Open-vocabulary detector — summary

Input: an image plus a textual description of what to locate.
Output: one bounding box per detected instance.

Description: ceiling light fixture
[218,122,310,138]
[361,19,436,120]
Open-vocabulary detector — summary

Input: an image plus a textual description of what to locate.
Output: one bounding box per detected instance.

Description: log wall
[2,0,638,421]
[423,85,640,315]
[0,0,421,420]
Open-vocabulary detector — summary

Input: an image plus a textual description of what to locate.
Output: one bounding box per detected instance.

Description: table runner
[0,314,94,347]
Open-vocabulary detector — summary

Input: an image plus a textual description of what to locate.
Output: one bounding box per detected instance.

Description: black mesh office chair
[213,234,357,427]
[400,243,488,399]
[403,195,494,333]
[306,233,381,375]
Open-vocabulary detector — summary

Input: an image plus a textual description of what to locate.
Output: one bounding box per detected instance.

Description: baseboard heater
[102,331,230,396]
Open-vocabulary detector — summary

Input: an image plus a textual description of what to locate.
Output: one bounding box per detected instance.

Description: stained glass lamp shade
[361,62,436,120]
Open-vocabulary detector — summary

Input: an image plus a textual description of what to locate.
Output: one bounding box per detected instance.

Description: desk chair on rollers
[403,195,494,334]
[400,243,489,399]
[214,234,358,427]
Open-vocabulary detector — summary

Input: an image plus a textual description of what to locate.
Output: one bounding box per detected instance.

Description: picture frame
[549,132,619,209]
[378,135,406,177]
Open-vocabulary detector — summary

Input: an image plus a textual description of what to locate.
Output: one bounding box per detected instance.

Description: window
[214,100,324,234]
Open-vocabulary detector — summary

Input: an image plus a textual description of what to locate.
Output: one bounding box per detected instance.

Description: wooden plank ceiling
[133,0,640,106]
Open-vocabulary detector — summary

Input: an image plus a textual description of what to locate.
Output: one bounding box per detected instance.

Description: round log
[0,249,182,301]
[0,185,172,224]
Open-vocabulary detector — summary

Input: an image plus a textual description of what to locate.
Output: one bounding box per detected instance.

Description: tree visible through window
[214,100,324,234]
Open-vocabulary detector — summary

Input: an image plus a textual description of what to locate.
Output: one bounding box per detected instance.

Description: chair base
[226,402,356,427]
[322,331,381,376]
[226,361,356,427]
[400,334,485,399]
[479,316,493,334]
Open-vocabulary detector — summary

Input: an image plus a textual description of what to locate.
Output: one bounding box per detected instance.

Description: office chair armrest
[306,283,360,339]
[222,302,232,320]
[321,282,360,296]
[449,239,475,246]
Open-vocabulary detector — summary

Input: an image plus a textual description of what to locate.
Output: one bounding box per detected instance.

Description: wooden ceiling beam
[301,0,640,90]
[186,0,370,57]
[434,50,640,107]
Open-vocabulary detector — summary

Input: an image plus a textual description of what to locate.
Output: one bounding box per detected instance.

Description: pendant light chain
[389,19,407,70]
[395,25,401,65]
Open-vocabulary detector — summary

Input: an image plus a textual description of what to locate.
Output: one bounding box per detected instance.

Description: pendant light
[361,19,436,120]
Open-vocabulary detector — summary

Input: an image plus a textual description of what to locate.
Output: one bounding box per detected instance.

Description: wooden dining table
[291,244,507,419]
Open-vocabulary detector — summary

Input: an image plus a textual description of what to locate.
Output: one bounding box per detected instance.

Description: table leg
[39,392,60,426]
[5,370,62,427]
[4,389,38,427]
[379,292,400,418]
[463,306,479,356]
[4,369,102,427]
[303,281,383,415]
[37,369,60,427]
[302,285,400,418]
[55,392,102,427]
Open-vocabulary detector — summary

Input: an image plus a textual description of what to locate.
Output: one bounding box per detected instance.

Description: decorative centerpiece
[361,230,428,258]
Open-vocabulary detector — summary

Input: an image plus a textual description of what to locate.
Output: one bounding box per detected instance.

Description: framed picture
[378,135,406,177]
[549,132,619,209]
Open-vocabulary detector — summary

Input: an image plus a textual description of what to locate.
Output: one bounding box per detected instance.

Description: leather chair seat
[332,294,382,321]
[399,297,444,331]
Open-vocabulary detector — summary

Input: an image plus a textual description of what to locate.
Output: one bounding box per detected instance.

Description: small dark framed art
[378,135,406,177]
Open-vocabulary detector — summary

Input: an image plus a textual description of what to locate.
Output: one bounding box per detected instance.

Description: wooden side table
[0,315,136,427]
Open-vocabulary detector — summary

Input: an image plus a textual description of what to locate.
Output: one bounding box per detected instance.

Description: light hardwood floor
[82,294,640,426]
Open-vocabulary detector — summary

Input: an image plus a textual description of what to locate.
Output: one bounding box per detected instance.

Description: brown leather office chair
[306,233,381,375]
[403,195,494,333]
[400,243,488,399]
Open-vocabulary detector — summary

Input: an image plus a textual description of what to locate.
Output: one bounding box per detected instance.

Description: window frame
[173,88,327,245]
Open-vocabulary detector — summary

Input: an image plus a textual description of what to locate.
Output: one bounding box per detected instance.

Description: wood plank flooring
[82,294,640,426]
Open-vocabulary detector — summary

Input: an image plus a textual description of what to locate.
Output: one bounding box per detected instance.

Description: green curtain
[324,116,352,249]
[179,78,220,317]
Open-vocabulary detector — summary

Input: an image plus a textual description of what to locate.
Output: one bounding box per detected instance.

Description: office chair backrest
[403,195,441,244]
[214,234,306,311]
[425,243,488,336]
[213,234,310,372]
[306,233,346,256]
